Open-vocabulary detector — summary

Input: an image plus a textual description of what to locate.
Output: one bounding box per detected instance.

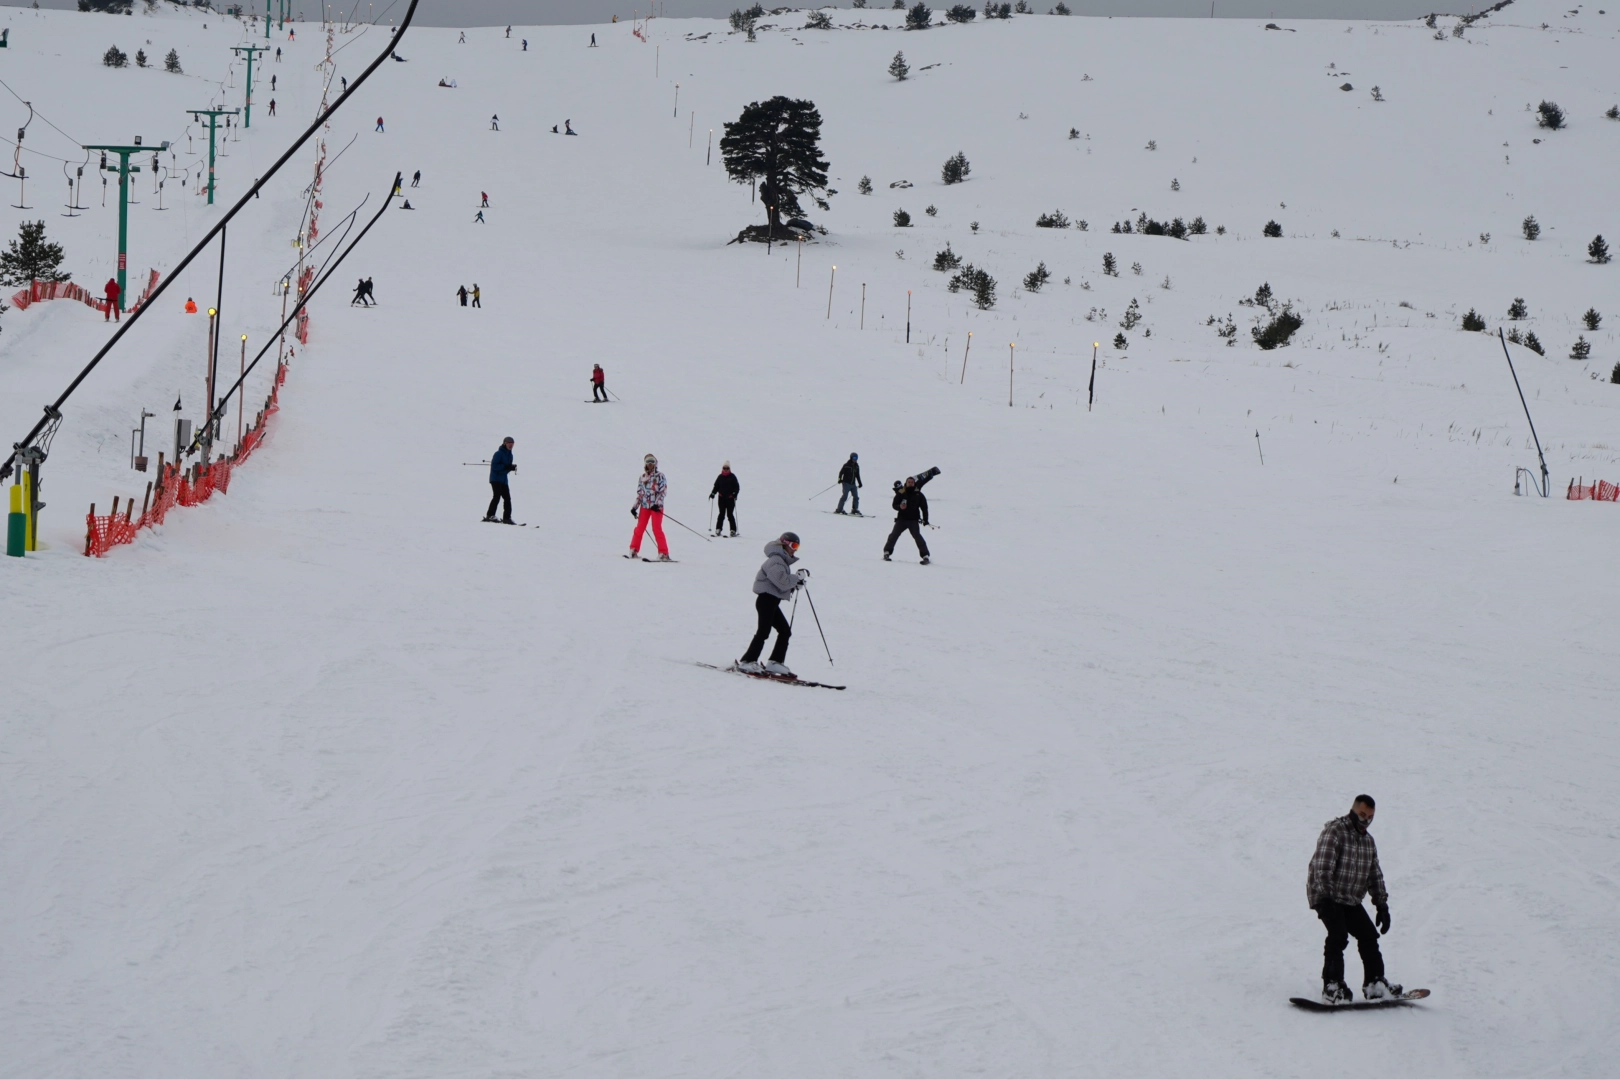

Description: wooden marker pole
[959,332,972,383]
[826,265,836,318]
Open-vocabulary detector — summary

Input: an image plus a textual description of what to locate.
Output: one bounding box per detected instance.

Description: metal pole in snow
[906,290,911,343]
[1008,343,1015,406]
[673,82,678,118]
[1088,341,1098,411]
[237,334,247,448]
[689,111,694,147]
[860,283,865,330]
[706,129,712,166]
[959,332,972,384]
[826,265,835,318]
[1255,430,1264,465]
[796,237,802,287]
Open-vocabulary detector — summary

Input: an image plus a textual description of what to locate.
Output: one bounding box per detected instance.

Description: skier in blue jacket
[485,437,516,522]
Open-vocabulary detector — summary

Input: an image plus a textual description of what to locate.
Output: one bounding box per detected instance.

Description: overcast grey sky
[0,0,1463,25]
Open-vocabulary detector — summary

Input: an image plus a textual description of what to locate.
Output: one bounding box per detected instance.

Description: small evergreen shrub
[947,264,996,308]
[1263,219,1283,238]
[1506,327,1523,345]
[1570,336,1592,360]
[1120,298,1141,330]
[805,9,833,28]
[970,221,979,233]
[1216,315,1237,346]
[164,48,182,73]
[1076,219,1088,232]
[1607,105,1620,120]
[1371,85,1384,102]
[946,3,976,20]
[906,2,933,29]
[1589,234,1611,263]
[984,1,1011,18]
[103,45,129,67]
[1524,331,1544,355]
[1189,216,1207,235]
[1462,308,1486,331]
[1102,252,1117,276]
[924,204,937,216]
[1536,100,1565,129]
[1167,217,1187,239]
[1170,178,1180,191]
[1113,332,1128,350]
[1035,209,1069,228]
[1023,261,1051,292]
[888,50,909,79]
[1253,308,1303,350]
[893,208,912,227]
[1052,1,1071,11]
[1216,224,1226,235]
[0,219,71,287]
[1131,261,1142,276]
[941,150,970,184]
[858,175,872,195]
[1014,0,1030,10]
[134,48,148,67]
[1508,297,1528,320]
[1583,308,1601,331]
[933,243,962,271]
[1522,215,1540,240]
[1611,361,1620,383]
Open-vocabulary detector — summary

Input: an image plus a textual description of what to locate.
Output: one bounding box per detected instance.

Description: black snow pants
[716,496,737,534]
[593,382,608,402]
[1316,901,1384,986]
[487,482,512,521]
[741,593,791,664]
[884,519,930,558]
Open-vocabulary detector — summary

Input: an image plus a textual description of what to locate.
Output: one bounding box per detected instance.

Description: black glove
[631,506,639,518]
[1375,904,1390,934]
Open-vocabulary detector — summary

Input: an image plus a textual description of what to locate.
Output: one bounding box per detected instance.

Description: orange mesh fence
[85,362,288,557]
[12,269,162,316]
[1567,478,1620,502]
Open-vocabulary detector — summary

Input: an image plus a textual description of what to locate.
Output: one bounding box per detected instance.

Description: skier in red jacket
[103,277,121,321]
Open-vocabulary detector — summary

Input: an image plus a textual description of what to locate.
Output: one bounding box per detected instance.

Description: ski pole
[807,481,839,501]
[801,585,833,665]
[789,588,799,628]
[607,387,623,402]
[660,511,712,541]
[461,460,490,465]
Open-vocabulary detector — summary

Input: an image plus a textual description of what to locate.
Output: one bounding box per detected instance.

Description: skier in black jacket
[710,461,740,536]
[883,476,930,563]
[834,452,862,515]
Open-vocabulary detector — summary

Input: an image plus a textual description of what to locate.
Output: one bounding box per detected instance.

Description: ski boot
[764,660,794,677]
[1362,977,1403,1000]
[1322,981,1353,1005]
[920,556,930,565]
[730,530,738,537]
[882,552,892,561]
[833,508,846,515]
[736,660,764,675]
[482,515,496,522]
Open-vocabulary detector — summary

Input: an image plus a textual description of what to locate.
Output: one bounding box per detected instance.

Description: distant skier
[411,169,421,187]
[458,31,466,43]
[275,46,282,62]
[267,98,276,116]
[471,284,481,308]
[490,114,499,130]
[103,277,121,321]
[351,278,371,306]
[711,462,740,536]
[522,39,529,51]
[375,116,384,132]
[1308,795,1401,1004]
[834,452,861,515]
[480,191,490,207]
[506,25,512,37]
[363,277,375,303]
[474,210,485,223]
[341,76,348,91]
[484,437,517,523]
[456,284,469,307]
[628,453,671,561]
[737,532,807,676]
[270,74,277,91]
[565,119,577,135]
[882,476,930,564]
[590,32,598,46]
[287,27,294,40]
[591,363,607,402]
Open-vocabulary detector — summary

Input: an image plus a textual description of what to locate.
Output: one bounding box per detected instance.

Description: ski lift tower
[83,137,168,312]
[231,43,269,127]
[187,108,239,204]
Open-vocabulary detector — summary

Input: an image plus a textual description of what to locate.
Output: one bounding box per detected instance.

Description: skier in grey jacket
[738,532,808,676]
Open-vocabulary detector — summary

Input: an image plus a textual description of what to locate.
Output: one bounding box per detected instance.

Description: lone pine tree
[889,50,909,80]
[720,96,830,239]
[0,220,71,288]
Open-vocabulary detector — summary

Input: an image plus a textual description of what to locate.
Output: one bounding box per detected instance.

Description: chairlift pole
[188,108,239,204]
[232,44,269,127]
[84,138,167,310]
[1499,328,1549,496]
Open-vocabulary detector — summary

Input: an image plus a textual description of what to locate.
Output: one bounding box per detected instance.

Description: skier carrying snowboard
[628,453,671,561]
[484,437,516,523]
[834,452,862,515]
[1308,795,1402,1004]
[710,461,739,536]
[737,531,807,676]
[883,476,930,564]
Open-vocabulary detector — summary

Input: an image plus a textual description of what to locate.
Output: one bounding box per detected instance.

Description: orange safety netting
[85,362,287,557]
[1567,478,1620,502]
[11,269,161,317]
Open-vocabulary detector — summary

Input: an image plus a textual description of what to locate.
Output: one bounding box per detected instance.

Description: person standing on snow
[480,191,490,207]
[456,285,469,307]
[590,32,598,46]
[834,452,862,515]
[375,116,385,132]
[411,169,421,187]
[1308,795,1401,1004]
[474,210,485,223]
[882,475,930,564]
[590,363,608,402]
[267,98,276,116]
[490,114,499,131]
[710,462,740,537]
[484,437,516,522]
[471,284,481,308]
[737,532,807,676]
[628,453,671,561]
[103,277,121,321]
[351,278,370,306]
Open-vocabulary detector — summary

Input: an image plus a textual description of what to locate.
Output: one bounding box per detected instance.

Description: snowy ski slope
[2,1,1618,1074]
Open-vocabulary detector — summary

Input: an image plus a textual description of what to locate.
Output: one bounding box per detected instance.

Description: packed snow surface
[2,1,1618,1075]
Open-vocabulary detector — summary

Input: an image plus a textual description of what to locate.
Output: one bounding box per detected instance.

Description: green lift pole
[232,44,268,128]
[189,108,239,204]
[84,137,167,312]
[266,0,272,39]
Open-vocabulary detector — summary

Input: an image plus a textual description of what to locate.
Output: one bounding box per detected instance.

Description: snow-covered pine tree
[0,220,71,287]
[888,50,909,80]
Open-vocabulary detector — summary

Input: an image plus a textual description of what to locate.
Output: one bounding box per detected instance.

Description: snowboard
[482,518,528,526]
[1289,989,1429,1012]
[697,662,845,691]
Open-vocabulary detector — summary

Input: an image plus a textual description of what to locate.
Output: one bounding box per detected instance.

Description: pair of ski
[624,553,678,563]
[1289,989,1430,1012]
[696,662,845,691]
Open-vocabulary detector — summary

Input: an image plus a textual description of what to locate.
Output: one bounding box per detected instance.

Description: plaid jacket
[1307,813,1388,909]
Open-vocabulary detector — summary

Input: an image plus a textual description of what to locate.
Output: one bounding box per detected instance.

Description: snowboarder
[411,169,421,187]
[375,116,384,132]
[834,452,862,515]
[456,285,469,307]
[565,119,577,135]
[471,284,481,308]
[1308,795,1400,1004]
[590,33,598,46]
[480,191,490,207]
[882,476,930,563]
[591,363,608,402]
[628,453,670,561]
[484,438,517,522]
[474,210,485,223]
[737,532,807,676]
[490,114,499,130]
[711,462,740,536]
[400,199,415,209]
[506,25,512,38]
[103,277,121,321]
[351,278,371,306]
